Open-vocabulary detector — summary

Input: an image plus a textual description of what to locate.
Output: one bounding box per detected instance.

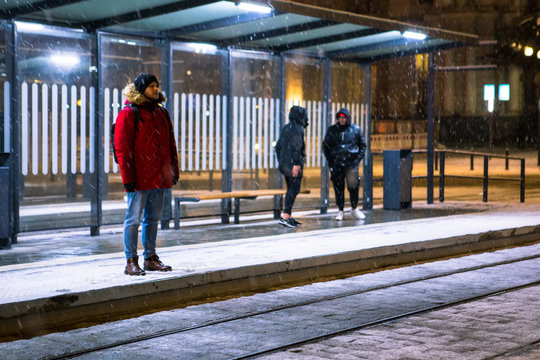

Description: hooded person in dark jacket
[274,106,309,227]
[323,108,366,221]
[115,73,179,275]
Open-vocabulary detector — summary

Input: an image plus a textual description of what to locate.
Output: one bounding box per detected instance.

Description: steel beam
[272,28,385,53]
[220,19,336,47]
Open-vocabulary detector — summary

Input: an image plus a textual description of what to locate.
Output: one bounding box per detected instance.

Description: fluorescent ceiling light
[186,42,218,54]
[237,2,272,14]
[16,21,45,32]
[402,31,427,40]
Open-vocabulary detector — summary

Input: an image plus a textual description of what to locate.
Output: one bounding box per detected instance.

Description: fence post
[505,148,509,170]
[483,155,488,202]
[520,158,525,203]
[439,151,445,202]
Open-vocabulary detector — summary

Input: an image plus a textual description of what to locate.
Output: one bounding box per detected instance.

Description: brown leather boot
[124,256,146,276]
[144,254,172,272]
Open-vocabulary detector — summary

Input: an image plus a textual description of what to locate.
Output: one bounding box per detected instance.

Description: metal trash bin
[383,150,412,210]
[0,152,11,248]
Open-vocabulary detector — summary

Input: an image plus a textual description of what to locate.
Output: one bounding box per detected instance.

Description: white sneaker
[351,208,366,220]
[335,211,344,221]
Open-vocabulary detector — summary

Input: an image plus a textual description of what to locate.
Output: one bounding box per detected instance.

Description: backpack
[111,103,172,164]
[111,104,141,164]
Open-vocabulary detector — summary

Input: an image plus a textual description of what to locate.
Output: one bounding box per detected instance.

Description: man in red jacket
[115,73,179,276]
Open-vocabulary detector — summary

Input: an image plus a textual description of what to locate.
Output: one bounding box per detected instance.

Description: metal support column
[320,57,331,214]
[221,49,233,223]
[361,64,373,210]
[426,53,435,204]
[7,21,19,243]
[160,39,173,230]
[90,32,103,236]
[272,54,286,217]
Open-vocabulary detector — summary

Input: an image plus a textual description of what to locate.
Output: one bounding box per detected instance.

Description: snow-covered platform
[1,201,539,340]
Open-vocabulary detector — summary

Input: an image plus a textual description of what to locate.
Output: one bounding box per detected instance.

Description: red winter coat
[115,84,179,191]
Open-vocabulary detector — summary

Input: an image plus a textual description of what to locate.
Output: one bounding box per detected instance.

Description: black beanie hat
[134,73,159,94]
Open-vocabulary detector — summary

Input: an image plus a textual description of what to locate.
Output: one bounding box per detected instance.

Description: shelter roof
[0,0,478,62]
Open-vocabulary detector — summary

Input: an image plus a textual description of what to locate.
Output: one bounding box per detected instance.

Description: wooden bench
[174,189,310,229]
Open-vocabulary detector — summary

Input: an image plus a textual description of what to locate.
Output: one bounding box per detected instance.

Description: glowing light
[524,46,534,56]
[484,84,495,113]
[50,54,80,67]
[537,50,540,59]
[186,43,218,54]
[237,2,272,14]
[498,84,510,101]
[402,31,427,40]
[16,22,45,32]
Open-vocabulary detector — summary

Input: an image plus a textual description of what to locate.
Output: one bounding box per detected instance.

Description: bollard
[439,151,445,203]
[520,159,525,203]
[483,156,488,202]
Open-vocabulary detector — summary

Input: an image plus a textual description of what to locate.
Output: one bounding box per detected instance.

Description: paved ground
[1,199,540,341]
[1,242,539,359]
[0,148,538,357]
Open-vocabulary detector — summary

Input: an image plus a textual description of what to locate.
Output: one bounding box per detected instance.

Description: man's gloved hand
[172,177,178,186]
[124,182,135,192]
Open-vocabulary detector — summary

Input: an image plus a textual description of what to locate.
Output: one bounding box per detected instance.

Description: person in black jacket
[275,106,309,227]
[323,108,366,221]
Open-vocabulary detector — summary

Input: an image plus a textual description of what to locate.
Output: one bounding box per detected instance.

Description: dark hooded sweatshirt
[322,108,366,169]
[275,106,308,177]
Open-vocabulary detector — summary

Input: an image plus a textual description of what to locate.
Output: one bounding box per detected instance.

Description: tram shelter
[0,0,478,244]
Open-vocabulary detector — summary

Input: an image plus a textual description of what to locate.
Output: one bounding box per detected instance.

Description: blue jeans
[123,188,165,260]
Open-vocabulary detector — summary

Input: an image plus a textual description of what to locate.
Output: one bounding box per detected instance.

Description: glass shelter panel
[171,43,225,192]
[230,50,281,191]
[16,22,93,231]
[0,23,7,154]
[99,34,163,211]
[284,55,325,197]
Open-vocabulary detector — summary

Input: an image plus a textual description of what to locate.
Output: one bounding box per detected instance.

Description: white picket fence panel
[17,82,367,176]
[20,82,95,176]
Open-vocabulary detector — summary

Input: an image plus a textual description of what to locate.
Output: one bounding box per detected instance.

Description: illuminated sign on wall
[484,84,510,112]
[484,84,495,112]
[498,84,510,101]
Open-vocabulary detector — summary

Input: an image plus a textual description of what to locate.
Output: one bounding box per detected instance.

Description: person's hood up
[123,83,166,106]
[289,105,309,128]
[336,108,351,127]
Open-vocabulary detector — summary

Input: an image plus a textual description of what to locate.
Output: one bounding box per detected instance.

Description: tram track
[235,281,540,359]
[47,252,540,360]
